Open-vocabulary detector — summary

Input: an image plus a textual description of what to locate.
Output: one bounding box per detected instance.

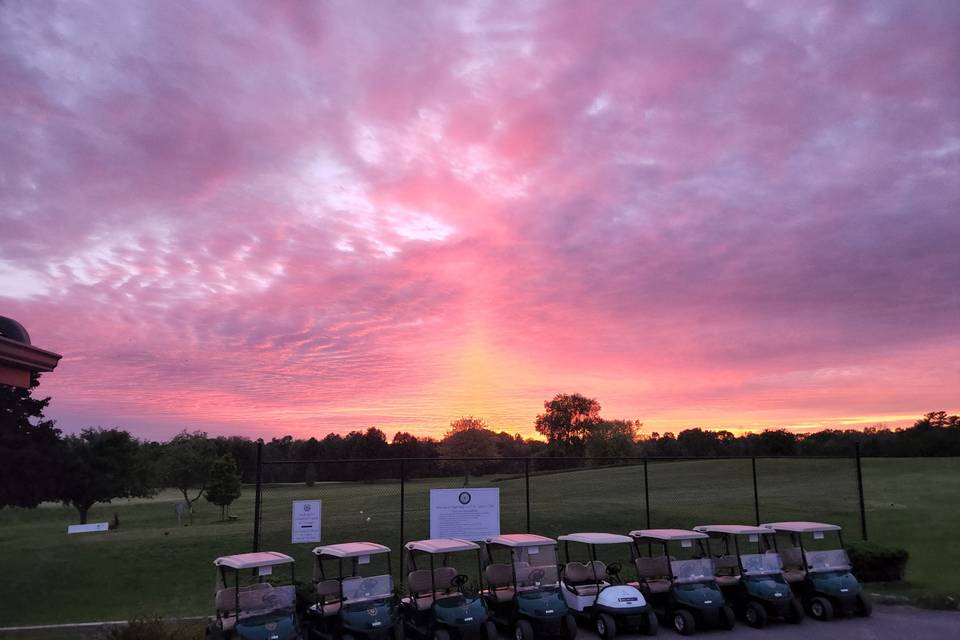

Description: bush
[848,542,909,582]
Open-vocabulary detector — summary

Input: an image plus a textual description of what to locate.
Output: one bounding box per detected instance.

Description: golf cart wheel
[432,630,450,640]
[744,602,768,628]
[644,610,658,636]
[342,635,356,640]
[514,619,534,640]
[595,613,616,640]
[562,614,577,640]
[809,597,834,621]
[787,598,804,624]
[483,621,498,640]
[856,593,873,617]
[672,610,695,636]
[719,606,736,630]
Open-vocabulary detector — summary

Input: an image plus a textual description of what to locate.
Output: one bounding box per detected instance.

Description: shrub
[99,617,197,640]
[848,542,909,582]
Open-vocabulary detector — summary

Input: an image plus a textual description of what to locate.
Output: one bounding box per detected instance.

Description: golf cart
[557,533,657,639]
[761,522,872,621]
[307,542,401,640]
[480,534,577,640]
[629,529,735,636]
[401,538,496,640]
[692,525,803,627]
[207,551,302,640]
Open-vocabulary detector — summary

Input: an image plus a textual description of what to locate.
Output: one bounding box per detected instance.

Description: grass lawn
[0,458,955,627]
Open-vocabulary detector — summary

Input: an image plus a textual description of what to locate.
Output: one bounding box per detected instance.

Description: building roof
[629,528,709,541]
[485,533,556,547]
[761,521,842,534]
[313,542,391,558]
[558,532,634,545]
[405,538,480,554]
[694,524,771,536]
[214,551,294,570]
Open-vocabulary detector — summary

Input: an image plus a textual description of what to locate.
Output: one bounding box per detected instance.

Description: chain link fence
[252,452,868,577]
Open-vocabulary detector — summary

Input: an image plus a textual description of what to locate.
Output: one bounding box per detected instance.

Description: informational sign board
[292,500,321,543]
[429,488,500,540]
[67,522,109,534]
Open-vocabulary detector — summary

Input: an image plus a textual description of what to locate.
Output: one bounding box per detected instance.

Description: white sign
[258,565,273,577]
[430,488,500,540]
[292,500,321,543]
[67,522,109,534]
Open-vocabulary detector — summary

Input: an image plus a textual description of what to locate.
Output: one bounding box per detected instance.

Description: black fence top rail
[260,454,858,464]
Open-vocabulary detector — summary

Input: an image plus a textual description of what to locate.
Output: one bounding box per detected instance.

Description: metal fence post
[643,458,651,528]
[525,457,531,533]
[399,460,406,578]
[751,457,760,526]
[252,439,263,552]
[855,443,868,540]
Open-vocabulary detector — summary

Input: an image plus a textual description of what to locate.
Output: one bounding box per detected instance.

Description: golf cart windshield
[342,574,393,603]
[514,545,559,588]
[670,559,714,584]
[806,549,851,573]
[741,553,783,576]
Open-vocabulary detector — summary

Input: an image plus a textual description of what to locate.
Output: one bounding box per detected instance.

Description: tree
[0,374,64,509]
[585,420,640,460]
[205,455,242,520]
[534,393,602,453]
[60,428,153,523]
[439,417,500,484]
[159,431,215,511]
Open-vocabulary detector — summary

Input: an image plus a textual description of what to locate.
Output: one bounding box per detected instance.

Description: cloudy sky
[1,0,958,440]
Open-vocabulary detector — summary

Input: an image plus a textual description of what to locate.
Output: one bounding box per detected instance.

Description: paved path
[575,605,959,640]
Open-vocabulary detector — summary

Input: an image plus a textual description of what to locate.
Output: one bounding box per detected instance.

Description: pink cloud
[1,0,957,440]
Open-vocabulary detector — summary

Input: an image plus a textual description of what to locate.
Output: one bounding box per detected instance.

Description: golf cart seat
[484,563,515,601]
[314,579,342,616]
[714,555,741,586]
[407,568,459,610]
[634,557,671,594]
[779,548,807,583]
[563,561,606,595]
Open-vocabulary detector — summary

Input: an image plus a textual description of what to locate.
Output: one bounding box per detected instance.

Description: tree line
[2,379,958,523]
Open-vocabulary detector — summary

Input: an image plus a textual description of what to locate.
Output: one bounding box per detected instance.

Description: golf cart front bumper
[596,603,652,629]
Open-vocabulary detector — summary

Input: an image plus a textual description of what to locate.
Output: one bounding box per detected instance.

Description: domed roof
[0,316,31,345]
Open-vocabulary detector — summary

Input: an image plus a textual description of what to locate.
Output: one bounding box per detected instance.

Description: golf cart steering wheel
[451,574,469,589]
[606,562,622,576]
[528,569,546,584]
[360,578,379,593]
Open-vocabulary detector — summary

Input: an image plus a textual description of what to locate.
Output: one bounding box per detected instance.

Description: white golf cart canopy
[313,542,391,558]
[214,551,294,570]
[558,532,633,545]
[693,524,770,536]
[486,533,556,547]
[761,522,842,534]
[405,538,479,554]
[629,529,708,541]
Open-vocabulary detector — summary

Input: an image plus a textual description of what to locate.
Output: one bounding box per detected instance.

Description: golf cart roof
[486,534,557,547]
[694,524,771,536]
[629,528,709,541]
[558,532,633,545]
[214,552,294,570]
[313,542,391,558]
[405,538,480,554]
[761,522,842,534]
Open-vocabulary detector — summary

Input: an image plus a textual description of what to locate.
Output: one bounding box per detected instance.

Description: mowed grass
[0,458,956,627]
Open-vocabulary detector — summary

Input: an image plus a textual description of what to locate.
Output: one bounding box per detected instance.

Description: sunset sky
[1,0,958,441]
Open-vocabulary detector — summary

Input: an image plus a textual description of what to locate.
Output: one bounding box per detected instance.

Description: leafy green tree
[205,454,242,520]
[534,393,602,453]
[159,431,215,510]
[60,428,154,523]
[585,420,640,460]
[0,374,63,509]
[439,417,500,484]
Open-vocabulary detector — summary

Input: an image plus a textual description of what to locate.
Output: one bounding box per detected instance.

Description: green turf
[0,458,955,626]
